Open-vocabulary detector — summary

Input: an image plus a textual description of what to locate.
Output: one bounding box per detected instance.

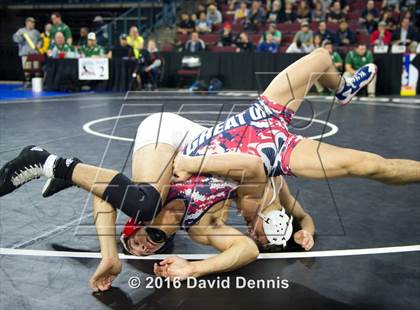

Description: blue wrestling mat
[0,83,72,101]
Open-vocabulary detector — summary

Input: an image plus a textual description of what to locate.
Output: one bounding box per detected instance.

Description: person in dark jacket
[336,20,355,46]
[391,17,418,52]
[184,32,206,52]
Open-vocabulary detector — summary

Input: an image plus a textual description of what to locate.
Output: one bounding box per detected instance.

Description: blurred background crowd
[8,0,420,94]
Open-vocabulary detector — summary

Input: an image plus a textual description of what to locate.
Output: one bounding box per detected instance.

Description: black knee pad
[102,173,162,222]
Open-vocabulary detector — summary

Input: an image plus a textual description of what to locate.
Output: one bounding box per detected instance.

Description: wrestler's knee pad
[102,173,162,221]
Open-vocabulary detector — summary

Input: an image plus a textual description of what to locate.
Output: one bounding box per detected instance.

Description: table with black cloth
[44,58,138,92]
[43,53,403,95]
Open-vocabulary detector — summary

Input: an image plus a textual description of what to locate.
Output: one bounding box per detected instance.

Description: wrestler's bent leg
[0,146,161,220]
[131,112,205,202]
[132,144,176,203]
[262,48,343,112]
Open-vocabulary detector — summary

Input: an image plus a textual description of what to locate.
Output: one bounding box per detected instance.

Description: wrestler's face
[247,216,269,248]
[127,227,164,256]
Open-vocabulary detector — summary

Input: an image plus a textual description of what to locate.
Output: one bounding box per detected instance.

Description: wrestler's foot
[0,145,80,197]
[42,178,74,198]
[335,64,377,105]
[0,145,52,196]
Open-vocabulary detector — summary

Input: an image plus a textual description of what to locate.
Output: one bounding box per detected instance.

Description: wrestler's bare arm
[89,196,121,292]
[154,225,259,280]
[173,153,265,182]
[188,224,259,278]
[277,178,315,236]
[154,201,259,280]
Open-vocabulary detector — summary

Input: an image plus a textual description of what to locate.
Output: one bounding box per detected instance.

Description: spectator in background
[234,2,249,24]
[327,1,345,23]
[296,1,311,23]
[312,34,323,49]
[391,17,418,53]
[108,34,132,59]
[185,31,206,52]
[47,32,74,58]
[267,0,282,24]
[235,32,254,52]
[379,9,397,32]
[257,33,279,53]
[177,13,195,34]
[76,27,89,49]
[207,4,223,25]
[50,12,72,46]
[370,21,392,47]
[162,0,176,28]
[315,40,343,94]
[195,12,212,33]
[382,0,400,13]
[143,39,162,90]
[280,1,296,24]
[294,21,313,46]
[345,43,376,96]
[79,33,105,58]
[127,26,144,59]
[286,39,310,53]
[336,0,350,15]
[228,0,241,12]
[315,21,336,45]
[363,13,378,34]
[261,23,282,45]
[38,23,52,55]
[246,0,266,32]
[336,20,355,46]
[360,0,379,23]
[219,23,235,46]
[195,3,206,17]
[325,40,343,70]
[92,16,109,48]
[12,17,41,86]
[311,1,326,22]
[191,13,198,26]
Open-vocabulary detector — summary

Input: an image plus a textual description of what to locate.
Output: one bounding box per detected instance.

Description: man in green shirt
[315,41,343,95]
[47,32,74,58]
[344,43,376,96]
[50,12,72,46]
[79,32,105,58]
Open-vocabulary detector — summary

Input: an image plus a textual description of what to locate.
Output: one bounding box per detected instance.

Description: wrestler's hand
[294,230,314,251]
[154,256,193,281]
[90,256,122,292]
[172,154,193,182]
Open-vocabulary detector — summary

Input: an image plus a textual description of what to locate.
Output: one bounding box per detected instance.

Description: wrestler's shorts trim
[279,134,303,176]
[258,95,296,124]
[257,96,303,176]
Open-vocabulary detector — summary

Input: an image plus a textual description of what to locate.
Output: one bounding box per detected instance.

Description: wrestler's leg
[132,144,177,202]
[71,163,118,197]
[289,139,420,185]
[262,48,343,112]
[131,112,205,202]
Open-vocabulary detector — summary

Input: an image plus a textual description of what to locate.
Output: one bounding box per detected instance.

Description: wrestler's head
[122,225,168,256]
[247,201,295,252]
[121,201,184,256]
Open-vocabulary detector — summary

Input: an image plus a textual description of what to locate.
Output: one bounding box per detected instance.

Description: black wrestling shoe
[0,145,51,197]
[42,178,74,198]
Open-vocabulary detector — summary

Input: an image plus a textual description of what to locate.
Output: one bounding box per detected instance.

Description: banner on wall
[78,58,109,80]
[400,53,418,96]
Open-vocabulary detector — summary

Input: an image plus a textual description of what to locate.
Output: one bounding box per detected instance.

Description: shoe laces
[351,70,366,84]
[11,164,43,186]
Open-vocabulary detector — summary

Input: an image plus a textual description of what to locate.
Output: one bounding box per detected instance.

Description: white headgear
[259,209,293,248]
